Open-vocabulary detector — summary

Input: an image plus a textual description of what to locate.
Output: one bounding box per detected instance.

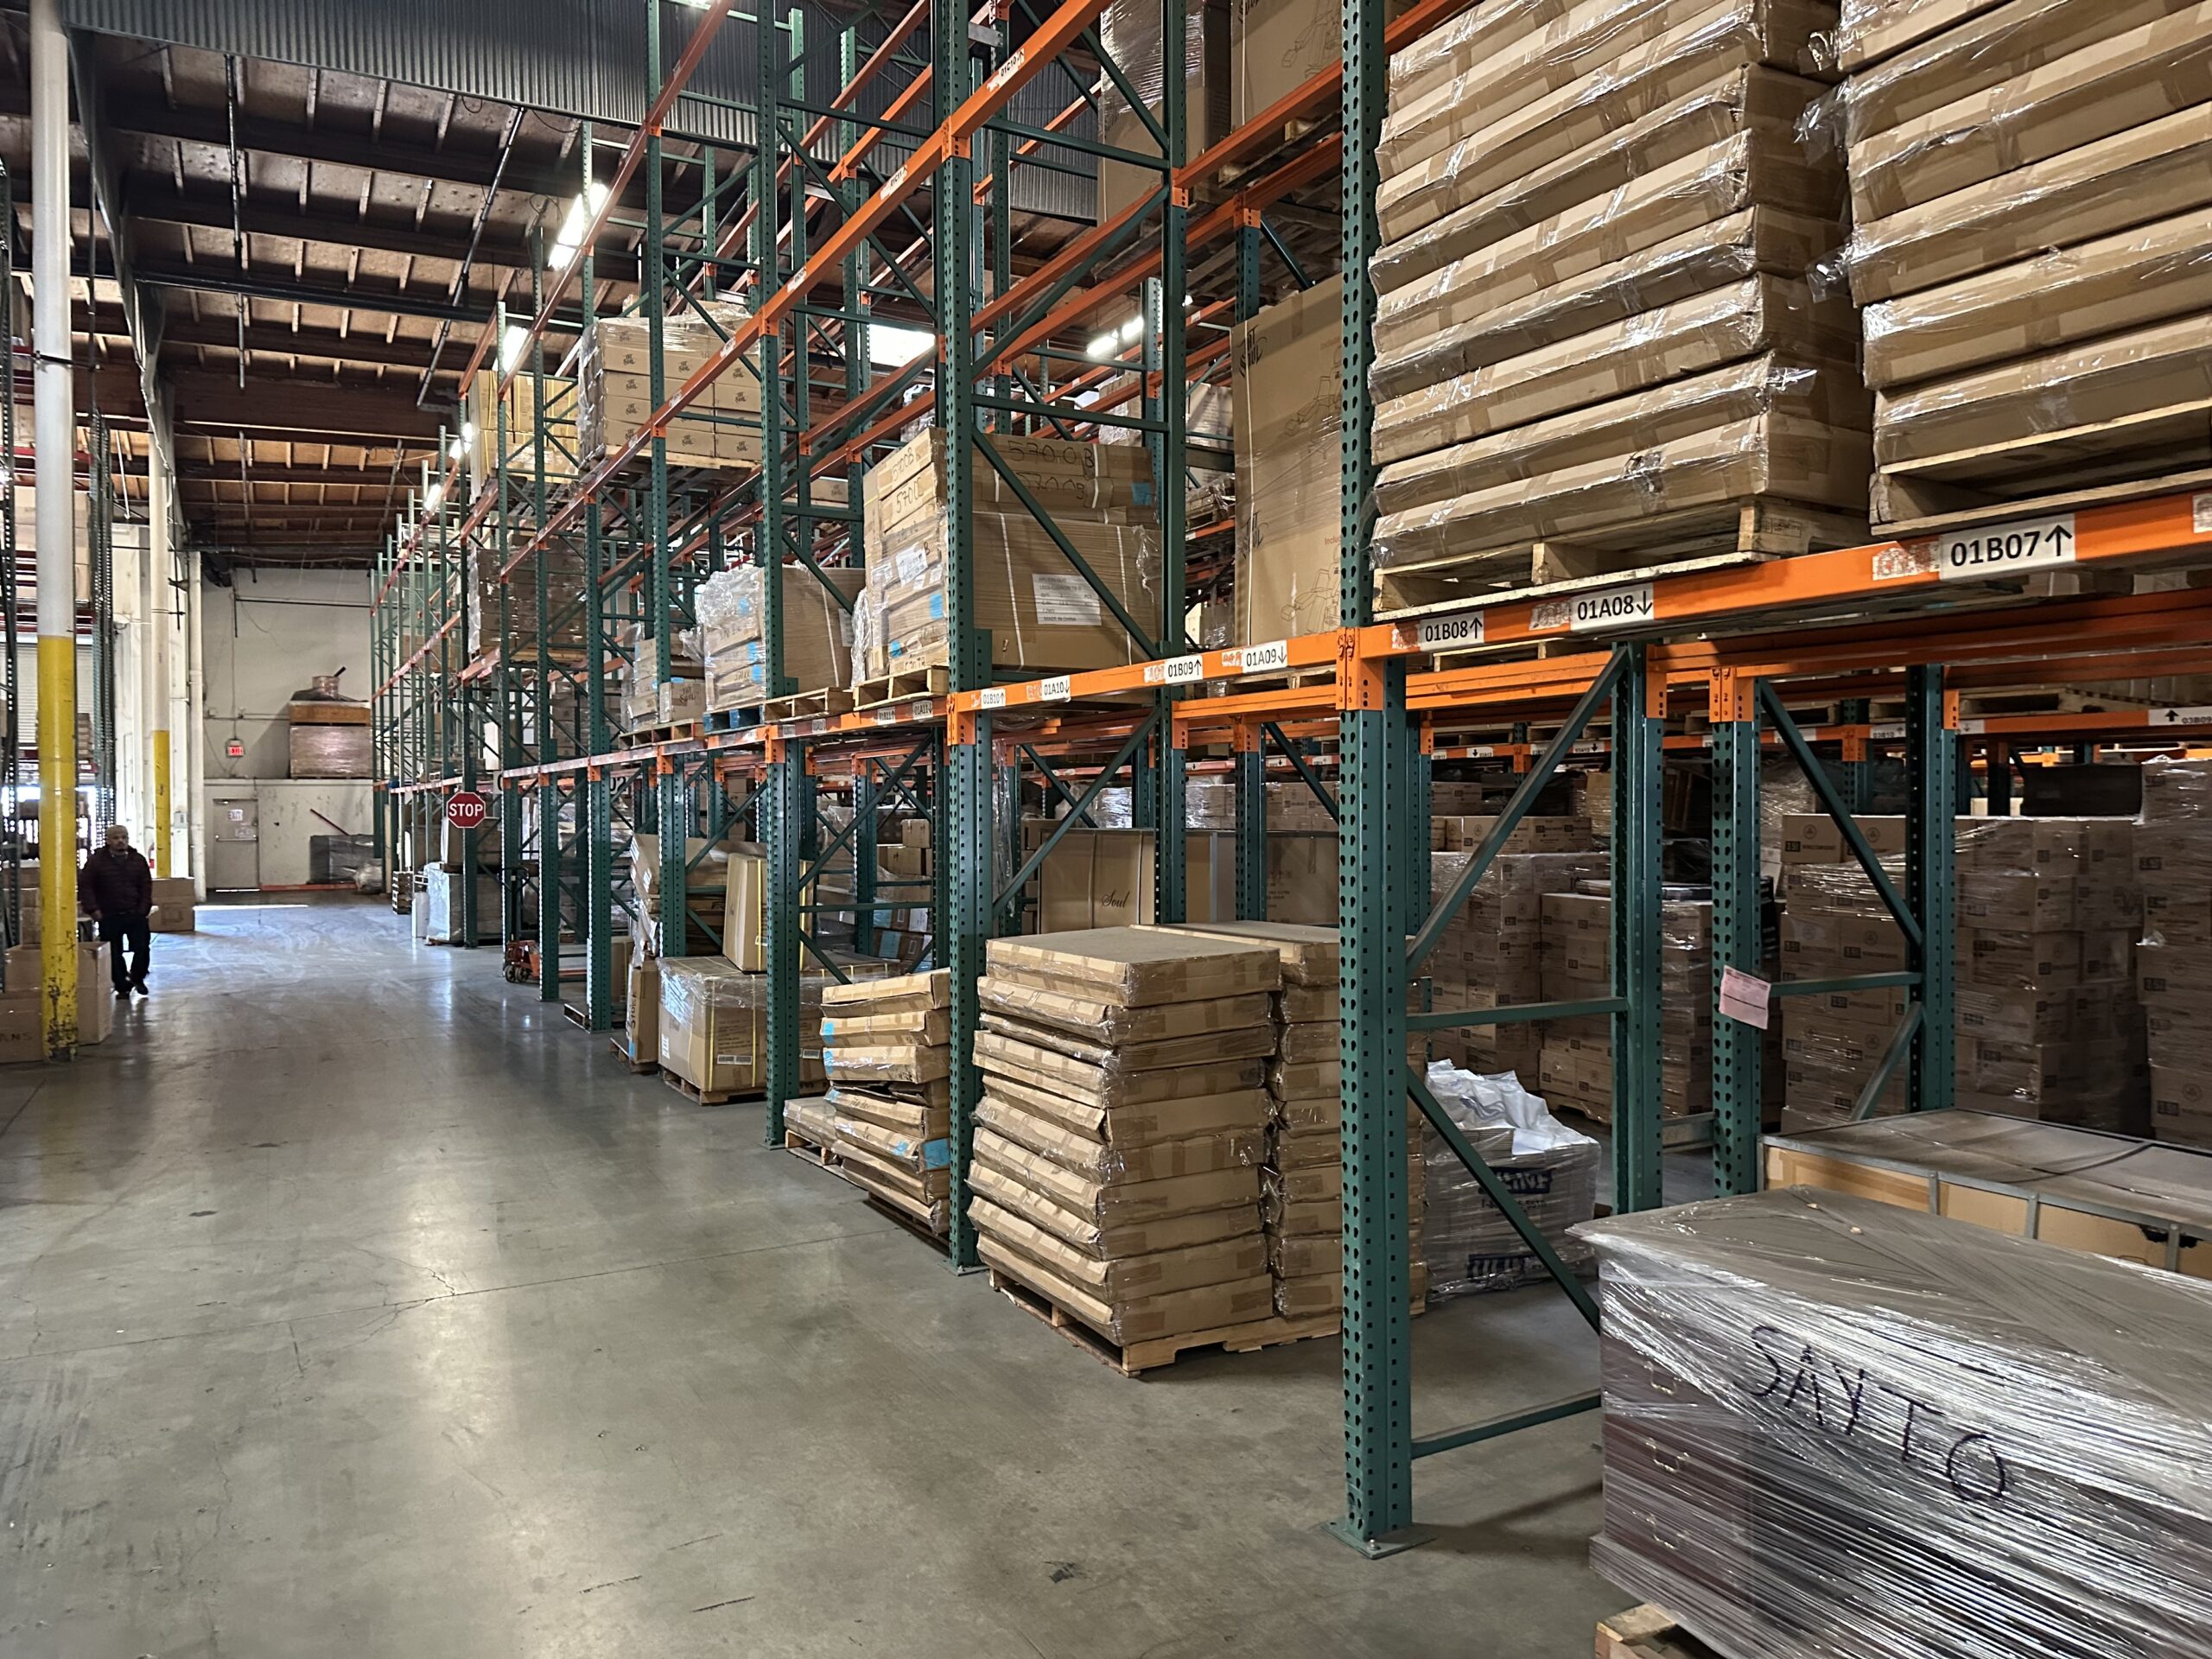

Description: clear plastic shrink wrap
[1579,1186,2212,1659]
[1420,1064,1599,1294]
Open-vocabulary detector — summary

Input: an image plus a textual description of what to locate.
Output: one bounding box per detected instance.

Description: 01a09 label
[1934,513,2076,580]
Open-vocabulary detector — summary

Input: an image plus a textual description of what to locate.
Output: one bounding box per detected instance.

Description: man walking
[82,823,153,996]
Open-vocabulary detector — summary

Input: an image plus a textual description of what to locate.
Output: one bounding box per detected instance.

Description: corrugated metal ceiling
[60,0,1096,219]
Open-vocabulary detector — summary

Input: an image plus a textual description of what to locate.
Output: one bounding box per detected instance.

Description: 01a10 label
[1934,512,2076,580]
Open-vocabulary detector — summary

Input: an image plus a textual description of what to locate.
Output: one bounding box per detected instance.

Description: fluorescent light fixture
[424,482,445,512]
[448,435,466,461]
[461,421,478,445]
[1086,333,1117,359]
[499,323,530,373]
[867,323,935,368]
[1117,315,1143,345]
[549,181,611,274]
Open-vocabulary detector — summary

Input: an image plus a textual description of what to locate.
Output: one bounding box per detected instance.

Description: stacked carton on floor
[855,431,1163,694]
[968,928,1280,1352]
[1426,828,1601,1084]
[1830,0,2212,520]
[792,969,955,1234]
[2137,762,2212,1147]
[1366,0,1866,605]
[1779,813,2145,1133]
[1539,886,1715,1126]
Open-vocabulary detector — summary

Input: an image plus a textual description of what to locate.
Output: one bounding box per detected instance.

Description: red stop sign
[446,789,489,830]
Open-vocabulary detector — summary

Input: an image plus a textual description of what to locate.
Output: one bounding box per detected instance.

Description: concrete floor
[0,897,1670,1658]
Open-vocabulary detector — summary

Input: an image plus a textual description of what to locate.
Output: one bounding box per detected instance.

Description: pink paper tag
[1719,965,1771,1031]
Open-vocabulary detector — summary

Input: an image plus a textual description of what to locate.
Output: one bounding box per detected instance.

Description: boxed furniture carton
[696,563,863,711]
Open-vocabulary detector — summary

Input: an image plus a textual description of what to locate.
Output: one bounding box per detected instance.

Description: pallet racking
[365,0,2212,1556]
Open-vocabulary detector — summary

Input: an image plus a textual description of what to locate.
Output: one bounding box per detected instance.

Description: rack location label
[1040,676,1071,702]
[1535,582,1656,633]
[1933,512,2075,581]
[976,687,1007,709]
[1236,639,1289,673]
[1410,611,1484,651]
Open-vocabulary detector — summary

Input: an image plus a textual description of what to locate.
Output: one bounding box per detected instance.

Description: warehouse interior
[6,0,2212,1655]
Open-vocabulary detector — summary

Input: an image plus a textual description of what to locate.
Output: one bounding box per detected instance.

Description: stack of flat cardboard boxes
[967,928,1280,1353]
[1160,921,1429,1318]
[868,819,931,968]
[1095,0,1231,221]
[1426,830,1601,1084]
[2137,761,2212,1147]
[618,622,706,734]
[1540,886,1715,1128]
[469,542,587,661]
[855,430,1162,695]
[1780,812,2145,1133]
[657,956,880,1100]
[1365,0,1866,603]
[791,969,955,1234]
[1955,816,2142,1130]
[1231,277,1343,643]
[1776,813,1912,1128]
[695,563,863,714]
[576,299,762,470]
[1832,0,2212,520]
[464,365,578,490]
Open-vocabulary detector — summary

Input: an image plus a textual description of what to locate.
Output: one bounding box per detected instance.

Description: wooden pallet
[762,686,855,721]
[987,1266,1338,1377]
[1870,685,2152,721]
[782,1131,951,1248]
[662,1070,756,1107]
[621,720,705,747]
[702,705,758,734]
[1872,417,2212,535]
[1557,1102,1714,1152]
[855,665,949,707]
[609,1032,657,1073]
[1376,499,1869,621]
[1596,1606,1719,1659]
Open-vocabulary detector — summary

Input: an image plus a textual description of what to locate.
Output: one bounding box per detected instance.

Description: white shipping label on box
[895,547,928,587]
[1031,573,1102,627]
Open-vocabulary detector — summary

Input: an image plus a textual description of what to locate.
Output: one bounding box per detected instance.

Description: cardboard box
[1864,207,2212,394]
[1849,9,2212,222]
[1374,410,1872,566]
[1375,204,1845,405]
[1375,353,1868,521]
[1376,63,1832,266]
[0,988,38,1065]
[721,843,766,972]
[1779,812,1909,864]
[3,941,112,1045]
[1380,0,1841,238]
[1848,100,2212,306]
[987,925,1280,1008]
[1873,306,2212,470]
[1233,276,1343,644]
[697,563,863,707]
[1095,0,1232,222]
[626,952,660,1061]
[1235,0,1414,125]
[1374,275,1857,467]
[657,957,765,1094]
[149,876,197,933]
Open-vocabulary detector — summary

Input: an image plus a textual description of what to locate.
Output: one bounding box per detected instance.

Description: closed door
[209,798,259,892]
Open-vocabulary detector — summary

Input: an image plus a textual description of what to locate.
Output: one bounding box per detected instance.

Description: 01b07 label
[1935,512,2075,580]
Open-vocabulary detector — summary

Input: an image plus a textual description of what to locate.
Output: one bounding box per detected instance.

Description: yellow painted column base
[37,632,78,1058]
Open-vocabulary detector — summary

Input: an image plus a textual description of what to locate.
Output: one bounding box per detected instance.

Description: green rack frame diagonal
[353,0,2021,1567]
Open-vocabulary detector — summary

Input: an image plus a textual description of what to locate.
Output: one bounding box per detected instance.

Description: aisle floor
[0,898,1657,1658]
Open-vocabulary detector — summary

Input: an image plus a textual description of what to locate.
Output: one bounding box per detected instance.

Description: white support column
[30,0,78,1055]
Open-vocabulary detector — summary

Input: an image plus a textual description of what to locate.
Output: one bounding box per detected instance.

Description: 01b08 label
[1935,512,2075,580]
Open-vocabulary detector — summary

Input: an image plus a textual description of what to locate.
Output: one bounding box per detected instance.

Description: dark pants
[99,912,150,991]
